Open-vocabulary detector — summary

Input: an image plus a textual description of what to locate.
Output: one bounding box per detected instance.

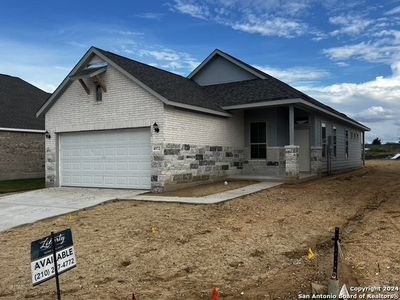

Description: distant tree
[372,137,382,145]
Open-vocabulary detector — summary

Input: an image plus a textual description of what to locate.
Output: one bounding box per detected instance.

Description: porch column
[289,105,294,145]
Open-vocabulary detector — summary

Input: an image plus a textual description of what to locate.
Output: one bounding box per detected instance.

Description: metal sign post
[328,227,341,296]
[51,232,62,300]
[332,227,341,280]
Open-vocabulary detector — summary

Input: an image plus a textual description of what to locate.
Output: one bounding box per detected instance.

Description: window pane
[250,122,266,143]
[258,123,266,143]
[322,126,326,139]
[250,123,258,143]
[250,144,266,159]
[251,144,258,159]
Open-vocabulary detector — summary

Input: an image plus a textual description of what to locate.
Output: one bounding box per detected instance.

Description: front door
[294,129,310,172]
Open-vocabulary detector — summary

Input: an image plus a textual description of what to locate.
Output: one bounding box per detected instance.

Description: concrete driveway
[0,187,147,232]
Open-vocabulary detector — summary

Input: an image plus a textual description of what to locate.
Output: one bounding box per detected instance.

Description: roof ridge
[0,73,50,95]
[93,47,192,82]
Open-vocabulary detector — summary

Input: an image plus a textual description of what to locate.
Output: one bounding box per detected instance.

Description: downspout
[362,131,365,166]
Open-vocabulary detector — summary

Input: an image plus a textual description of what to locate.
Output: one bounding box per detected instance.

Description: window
[250,122,266,159]
[345,129,349,158]
[332,126,337,157]
[321,122,327,158]
[96,85,102,102]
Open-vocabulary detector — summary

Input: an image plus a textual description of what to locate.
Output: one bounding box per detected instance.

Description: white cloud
[296,64,400,142]
[300,68,400,105]
[329,15,372,36]
[353,106,397,122]
[254,65,330,84]
[170,0,313,38]
[135,12,164,20]
[139,49,199,72]
[323,36,400,64]
[336,61,349,67]
[385,5,400,16]
[232,17,308,38]
[173,0,210,19]
[323,42,381,62]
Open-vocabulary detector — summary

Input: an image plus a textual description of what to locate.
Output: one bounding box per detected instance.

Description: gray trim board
[223,99,370,131]
[188,49,267,80]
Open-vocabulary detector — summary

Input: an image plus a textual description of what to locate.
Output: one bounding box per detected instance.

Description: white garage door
[60,128,151,189]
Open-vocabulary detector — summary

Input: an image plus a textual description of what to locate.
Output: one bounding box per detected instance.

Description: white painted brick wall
[164,106,244,147]
[45,55,165,185]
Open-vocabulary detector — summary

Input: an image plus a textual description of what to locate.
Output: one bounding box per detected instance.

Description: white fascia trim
[0,127,45,133]
[222,98,301,110]
[188,50,266,80]
[222,98,370,131]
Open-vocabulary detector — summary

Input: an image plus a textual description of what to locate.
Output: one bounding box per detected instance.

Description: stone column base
[284,145,300,180]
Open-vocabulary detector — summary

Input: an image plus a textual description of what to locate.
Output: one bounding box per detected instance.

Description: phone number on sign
[34,258,75,282]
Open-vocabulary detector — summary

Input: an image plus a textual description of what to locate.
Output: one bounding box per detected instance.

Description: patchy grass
[0,178,45,194]
[365,144,399,159]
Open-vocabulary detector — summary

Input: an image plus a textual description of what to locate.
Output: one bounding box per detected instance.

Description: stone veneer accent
[310,146,323,175]
[284,145,300,180]
[242,147,286,176]
[151,143,244,192]
[0,131,45,181]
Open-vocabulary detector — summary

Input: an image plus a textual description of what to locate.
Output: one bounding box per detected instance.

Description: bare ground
[0,160,399,299]
[145,180,259,197]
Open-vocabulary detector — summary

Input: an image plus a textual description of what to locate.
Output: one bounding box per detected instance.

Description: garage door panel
[60,128,151,189]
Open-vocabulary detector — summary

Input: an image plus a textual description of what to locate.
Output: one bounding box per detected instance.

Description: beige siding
[192,55,257,86]
[314,115,363,172]
[164,106,244,148]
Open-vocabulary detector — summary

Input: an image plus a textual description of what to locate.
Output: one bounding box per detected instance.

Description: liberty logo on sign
[31,228,77,299]
[39,233,65,251]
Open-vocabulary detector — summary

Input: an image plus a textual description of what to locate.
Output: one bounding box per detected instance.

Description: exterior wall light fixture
[153,122,159,133]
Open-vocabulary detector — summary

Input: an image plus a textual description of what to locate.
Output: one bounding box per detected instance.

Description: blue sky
[1,0,399,142]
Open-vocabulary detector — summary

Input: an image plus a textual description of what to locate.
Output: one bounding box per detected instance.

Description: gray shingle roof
[0,74,49,130]
[95,48,226,113]
[96,47,367,129]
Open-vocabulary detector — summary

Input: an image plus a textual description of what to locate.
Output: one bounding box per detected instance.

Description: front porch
[234,104,323,181]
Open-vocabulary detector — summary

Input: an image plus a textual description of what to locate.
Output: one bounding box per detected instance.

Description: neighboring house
[0,74,49,181]
[37,47,370,191]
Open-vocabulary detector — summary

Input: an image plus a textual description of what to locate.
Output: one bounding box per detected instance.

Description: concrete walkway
[0,187,146,233]
[0,182,283,233]
[122,182,283,204]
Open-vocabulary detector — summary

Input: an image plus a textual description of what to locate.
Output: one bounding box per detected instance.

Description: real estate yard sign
[31,229,76,287]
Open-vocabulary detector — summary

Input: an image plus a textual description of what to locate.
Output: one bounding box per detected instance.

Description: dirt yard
[0,160,399,299]
[145,180,259,197]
